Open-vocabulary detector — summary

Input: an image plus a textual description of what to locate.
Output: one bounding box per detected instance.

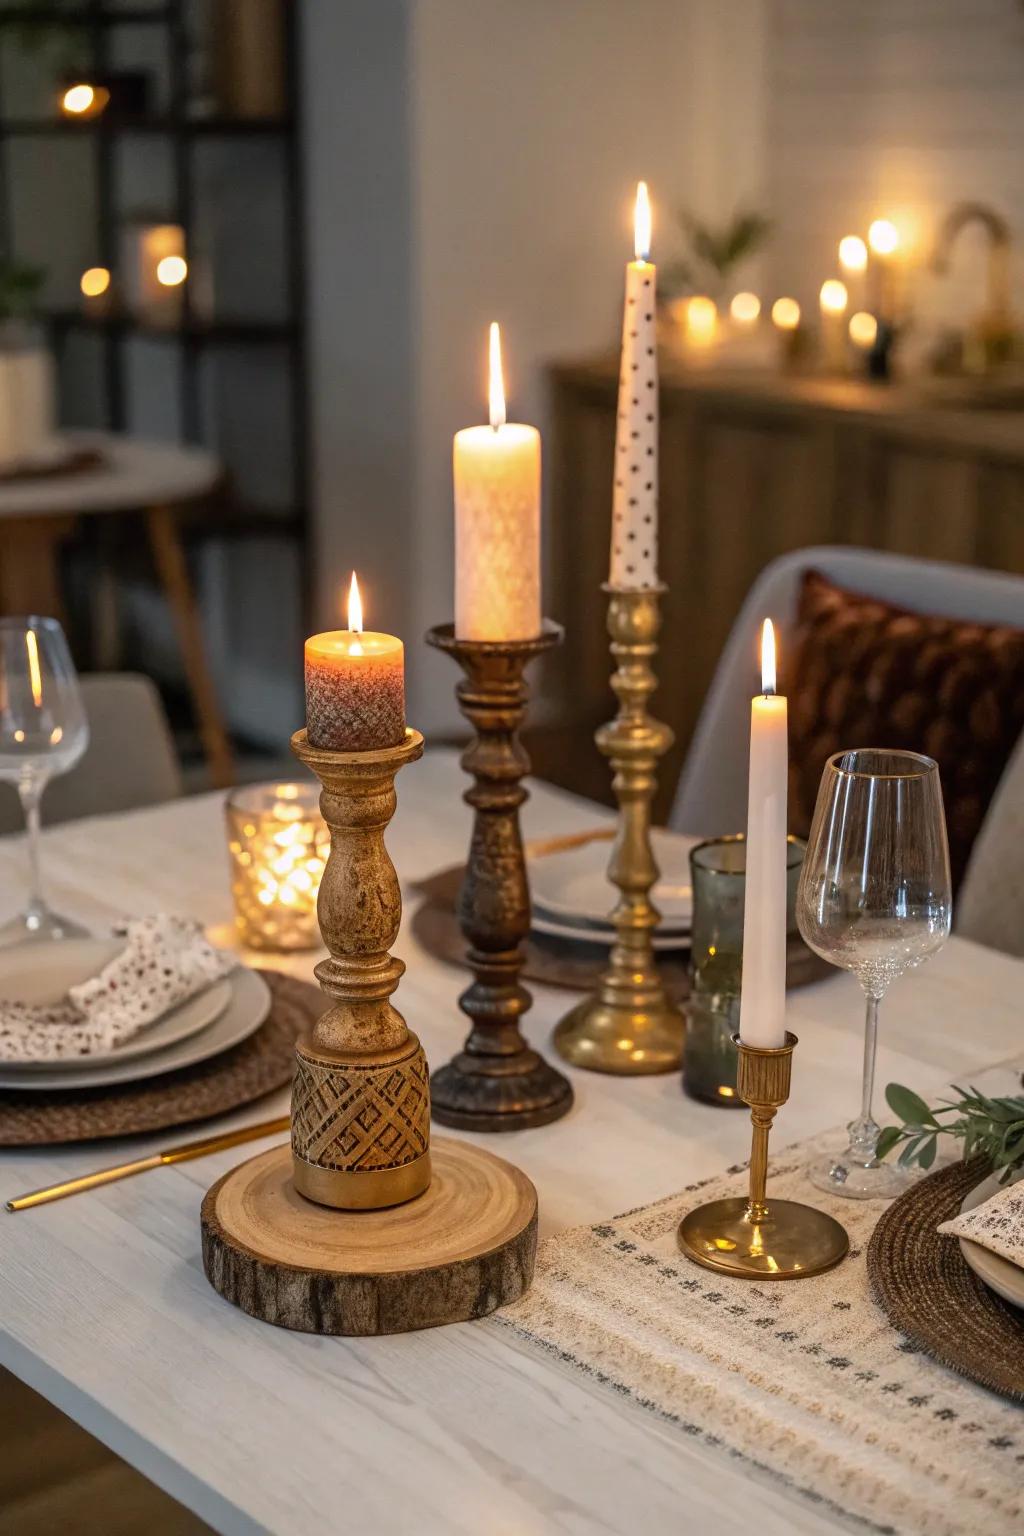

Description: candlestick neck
[734,1031,797,1220]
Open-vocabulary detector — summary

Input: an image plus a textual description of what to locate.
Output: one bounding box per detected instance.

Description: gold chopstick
[5,1114,290,1212]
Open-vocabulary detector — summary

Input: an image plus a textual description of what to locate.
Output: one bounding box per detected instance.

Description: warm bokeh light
[155,254,187,287]
[62,83,97,115]
[488,320,506,430]
[347,571,363,634]
[730,291,761,325]
[633,180,651,263]
[685,295,718,347]
[771,297,801,331]
[838,235,868,273]
[848,310,878,348]
[80,266,110,298]
[25,630,41,709]
[819,279,849,314]
[760,618,777,696]
[868,219,899,257]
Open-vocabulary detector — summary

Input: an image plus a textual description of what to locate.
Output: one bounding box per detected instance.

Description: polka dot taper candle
[611,180,658,589]
[553,182,685,1077]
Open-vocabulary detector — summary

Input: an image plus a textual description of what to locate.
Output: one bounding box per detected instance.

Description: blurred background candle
[867,217,900,322]
[610,180,658,589]
[819,277,849,372]
[226,783,330,951]
[838,233,868,311]
[304,572,406,750]
[454,322,541,640]
[738,618,789,1051]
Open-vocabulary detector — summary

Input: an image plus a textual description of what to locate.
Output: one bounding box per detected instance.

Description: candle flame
[25,630,42,708]
[868,218,899,257]
[488,321,506,431]
[760,618,777,696]
[634,180,651,263]
[348,572,363,634]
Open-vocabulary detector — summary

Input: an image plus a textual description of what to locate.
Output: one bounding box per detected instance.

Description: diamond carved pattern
[291,1044,430,1172]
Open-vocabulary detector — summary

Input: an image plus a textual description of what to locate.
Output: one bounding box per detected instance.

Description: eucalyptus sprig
[876,1082,1024,1182]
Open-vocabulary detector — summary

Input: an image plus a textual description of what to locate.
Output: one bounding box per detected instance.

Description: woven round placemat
[0,970,320,1147]
[411,864,829,997]
[867,1156,1024,1403]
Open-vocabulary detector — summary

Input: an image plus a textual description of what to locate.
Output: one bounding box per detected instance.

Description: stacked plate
[0,938,271,1091]
[527,828,699,951]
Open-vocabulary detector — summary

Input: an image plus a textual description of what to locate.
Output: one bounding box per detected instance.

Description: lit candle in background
[684,295,719,350]
[819,278,849,373]
[771,297,801,332]
[730,291,761,327]
[610,180,658,590]
[304,572,406,751]
[838,233,867,311]
[848,310,878,350]
[867,218,899,322]
[123,222,187,325]
[739,618,788,1051]
[80,266,112,318]
[453,322,541,640]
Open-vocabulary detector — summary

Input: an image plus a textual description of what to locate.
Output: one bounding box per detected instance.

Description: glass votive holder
[225,782,329,951]
[683,833,805,1107]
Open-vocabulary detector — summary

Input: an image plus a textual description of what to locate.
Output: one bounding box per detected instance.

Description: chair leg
[145,503,234,790]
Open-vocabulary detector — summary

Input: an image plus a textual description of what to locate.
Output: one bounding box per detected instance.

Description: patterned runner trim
[490,1136,1024,1536]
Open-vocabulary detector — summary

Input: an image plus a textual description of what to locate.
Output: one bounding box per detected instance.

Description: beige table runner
[493,1136,1024,1536]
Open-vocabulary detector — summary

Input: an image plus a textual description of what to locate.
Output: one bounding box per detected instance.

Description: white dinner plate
[0,966,271,1090]
[956,1173,1024,1312]
[0,939,234,1071]
[531,907,690,952]
[528,827,698,930]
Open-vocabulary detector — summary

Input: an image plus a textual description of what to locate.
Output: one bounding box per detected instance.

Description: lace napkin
[0,915,236,1063]
[938,1177,1024,1270]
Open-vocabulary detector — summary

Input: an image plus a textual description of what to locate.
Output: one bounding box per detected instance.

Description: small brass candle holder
[678,1032,849,1279]
[552,584,685,1074]
[425,622,573,1131]
[289,726,431,1210]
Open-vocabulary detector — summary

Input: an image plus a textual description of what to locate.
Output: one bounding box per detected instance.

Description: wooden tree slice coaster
[201,1136,538,1336]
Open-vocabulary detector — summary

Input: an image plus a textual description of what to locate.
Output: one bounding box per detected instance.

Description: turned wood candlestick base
[425,623,573,1132]
[288,727,431,1209]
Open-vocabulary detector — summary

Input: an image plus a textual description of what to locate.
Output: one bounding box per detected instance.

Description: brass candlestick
[552,584,685,1074]
[289,727,431,1210]
[678,1032,849,1278]
[425,622,573,1131]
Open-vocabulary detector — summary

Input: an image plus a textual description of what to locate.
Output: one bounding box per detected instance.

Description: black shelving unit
[0,0,308,594]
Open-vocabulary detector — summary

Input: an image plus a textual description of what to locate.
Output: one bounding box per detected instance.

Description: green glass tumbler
[682,834,805,1106]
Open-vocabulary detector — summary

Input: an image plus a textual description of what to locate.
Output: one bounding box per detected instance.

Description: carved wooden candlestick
[288,726,431,1210]
[425,622,573,1131]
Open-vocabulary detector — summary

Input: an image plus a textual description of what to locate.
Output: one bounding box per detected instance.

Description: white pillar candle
[454,322,541,641]
[739,618,789,1049]
[819,278,849,374]
[610,181,658,590]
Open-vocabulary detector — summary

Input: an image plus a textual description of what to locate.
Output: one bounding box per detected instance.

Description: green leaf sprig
[876,1082,1024,1181]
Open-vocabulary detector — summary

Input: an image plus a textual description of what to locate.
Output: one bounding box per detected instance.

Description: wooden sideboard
[534,359,1024,820]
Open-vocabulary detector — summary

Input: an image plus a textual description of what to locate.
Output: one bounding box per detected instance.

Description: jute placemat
[868,1156,1024,1401]
[411,864,829,996]
[491,1136,1024,1536]
[0,971,319,1146]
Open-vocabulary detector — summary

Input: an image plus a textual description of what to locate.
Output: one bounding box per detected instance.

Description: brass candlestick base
[289,727,431,1210]
[553,585,685,1075]
[678,1032,849,1279]
[425,623,573,1132]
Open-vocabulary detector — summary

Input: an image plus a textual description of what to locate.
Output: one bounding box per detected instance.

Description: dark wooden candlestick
[425,622,574,1131]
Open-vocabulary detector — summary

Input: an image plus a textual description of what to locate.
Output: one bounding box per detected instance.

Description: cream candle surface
[304,574,405,752]
[739,619,789,1050]
[454,323,541,642]
[610,181,658,590]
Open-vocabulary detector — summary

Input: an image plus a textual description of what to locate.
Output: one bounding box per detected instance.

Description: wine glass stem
[848,992,881,1165]
[20,782,45,916]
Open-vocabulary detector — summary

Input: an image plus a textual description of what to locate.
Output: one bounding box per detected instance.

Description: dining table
[0,746,1021,1536]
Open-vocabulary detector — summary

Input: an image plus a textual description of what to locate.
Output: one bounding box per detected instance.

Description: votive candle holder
[225,782,329,951]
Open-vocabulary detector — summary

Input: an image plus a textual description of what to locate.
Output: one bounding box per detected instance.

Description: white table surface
[0,431,221,518]
[1,748,1021,1536]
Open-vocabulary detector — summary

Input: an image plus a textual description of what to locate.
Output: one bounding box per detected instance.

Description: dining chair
[669,546,1024,941]
[957,727,1024,958]
[0,672,183,834]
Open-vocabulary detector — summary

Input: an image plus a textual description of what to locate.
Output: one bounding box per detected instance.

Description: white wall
[765,0,1024,322]
[303,0,766,734]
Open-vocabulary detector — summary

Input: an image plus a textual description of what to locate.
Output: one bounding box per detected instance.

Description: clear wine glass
[0,616,90,945]
[797,749,952,1198]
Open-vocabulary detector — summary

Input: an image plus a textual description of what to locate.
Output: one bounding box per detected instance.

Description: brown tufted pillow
[787,568,1024,890]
